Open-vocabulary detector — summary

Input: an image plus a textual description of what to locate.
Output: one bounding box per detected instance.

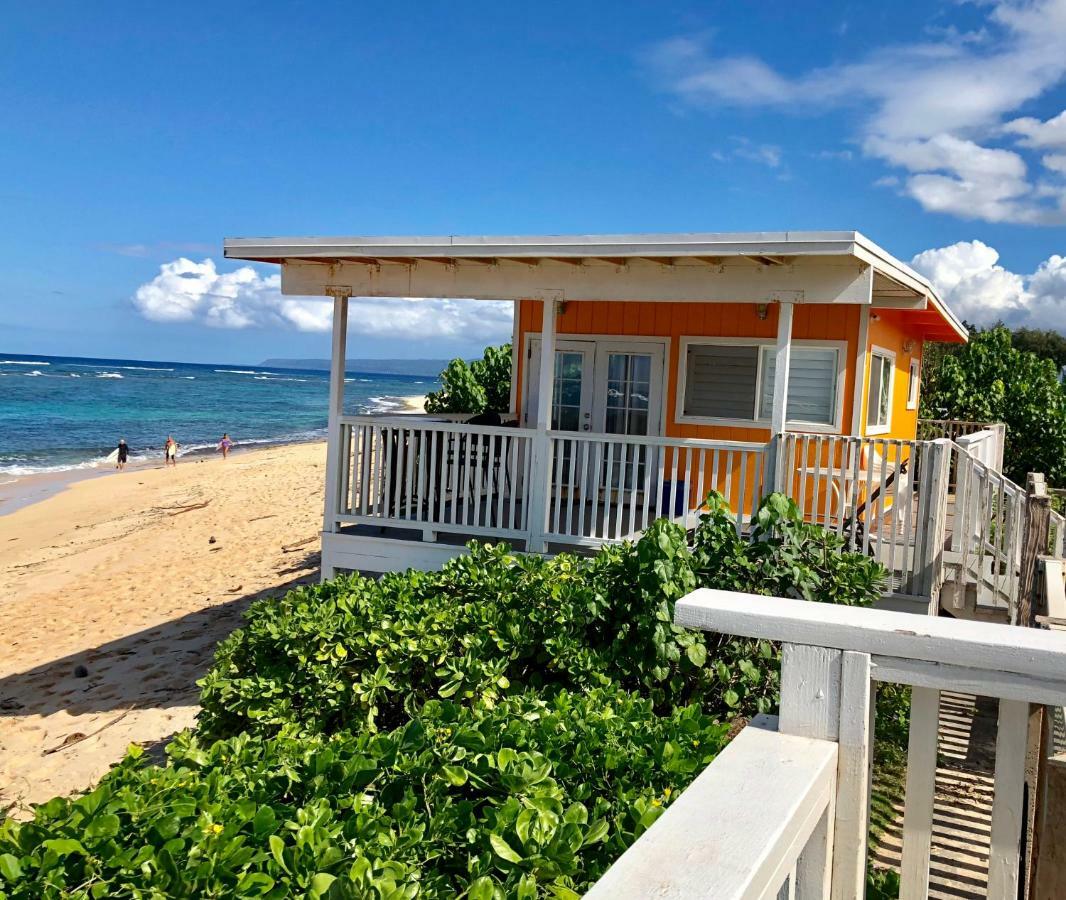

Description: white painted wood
[280,256,879,306]
[526,296,558,552]
[830,651,873,900]
[772,301,794,438]
[320,530,471,575]
[899,685,940,899]
[850,306,870,436]
[321,293,349,541]
[674,589,1066,682]
[795,803,834,900]
[584,722,838,900]
[780,644,842,742]
[870,656,1066,707]
[987,698,1029,900]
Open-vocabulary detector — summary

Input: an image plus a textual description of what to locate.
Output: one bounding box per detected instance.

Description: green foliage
[1011,327,1066,370]
[424,344,512,415]
[198,493,885,740]
[921,325,1066,485]
[866,866,901,899]
[5,492,888,896]
[1,690,728,898]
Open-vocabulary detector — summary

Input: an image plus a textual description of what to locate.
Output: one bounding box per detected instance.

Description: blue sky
[1,1,1065,364]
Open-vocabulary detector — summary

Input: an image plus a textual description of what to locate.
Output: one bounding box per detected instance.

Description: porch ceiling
[224,230,967,343]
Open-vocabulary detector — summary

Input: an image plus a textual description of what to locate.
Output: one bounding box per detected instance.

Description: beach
[0,440,330,813]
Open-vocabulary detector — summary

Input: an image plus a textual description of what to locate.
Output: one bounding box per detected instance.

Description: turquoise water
[0,353,438,478]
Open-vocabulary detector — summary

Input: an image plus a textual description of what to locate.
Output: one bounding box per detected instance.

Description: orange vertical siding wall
[515,299,862,440]
[861,309,925,441]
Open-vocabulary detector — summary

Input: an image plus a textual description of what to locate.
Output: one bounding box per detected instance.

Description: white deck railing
[336,417,536,541]
[334,416,1033,609]
[587,589,1066,899]
[544,432,768,544]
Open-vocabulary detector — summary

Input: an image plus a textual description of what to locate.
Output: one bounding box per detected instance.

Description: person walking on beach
[164,435,179,467]
[116,438,129,471]
[217,433,234,459]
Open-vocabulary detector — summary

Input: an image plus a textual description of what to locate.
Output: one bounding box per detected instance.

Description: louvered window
[682,345,759,419]
[757,347,839,426]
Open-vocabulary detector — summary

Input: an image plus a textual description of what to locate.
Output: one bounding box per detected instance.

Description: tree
[1011,327,1066,371]
[921,326,1066,485]
[425,343,512,414]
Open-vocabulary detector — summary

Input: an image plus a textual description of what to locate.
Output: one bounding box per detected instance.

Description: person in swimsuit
[116,439,129,471]
[164,435,179,467]
[218,433,233,459]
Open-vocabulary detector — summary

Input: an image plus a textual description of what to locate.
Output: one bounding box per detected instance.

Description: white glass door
[523,340,594,431]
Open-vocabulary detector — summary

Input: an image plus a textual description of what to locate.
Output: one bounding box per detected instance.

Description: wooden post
[1018,473,1052,628]
[830,651,874,900]
[900,686,940,899]
[321,290,350,542]
[780,643,844,899]
[916,439,951,605]
[771,301,794,437]
[526,294,559,553]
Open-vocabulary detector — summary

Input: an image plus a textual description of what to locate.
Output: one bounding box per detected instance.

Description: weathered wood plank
[899,686,940,899]
[987,698,1029,899]
[674,589,1066,682]
[830,651,873,900]
[584,722,837,900]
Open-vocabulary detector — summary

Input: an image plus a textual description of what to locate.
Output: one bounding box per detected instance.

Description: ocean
[0,352,439,480]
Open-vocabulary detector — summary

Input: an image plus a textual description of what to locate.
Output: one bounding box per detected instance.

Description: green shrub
[425,345,512,415]
[4,492,888,897]
[1,689,728,899]
[198,493,885,740]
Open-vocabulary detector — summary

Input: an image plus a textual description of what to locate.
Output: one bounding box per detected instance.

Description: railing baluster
[738,448,749,533]
[899,686,940,900]
[614,441,629,538]
[565,437,578,536]
[987,698,1028,899]
[627,444,640,538]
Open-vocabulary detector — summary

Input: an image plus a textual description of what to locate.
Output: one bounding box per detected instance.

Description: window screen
[682,344,758,419]
[758,347,839,425]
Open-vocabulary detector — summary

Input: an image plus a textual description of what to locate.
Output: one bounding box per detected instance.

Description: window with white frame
[867,349,895,433]
[680,341,841,427]
[906,358,920,410]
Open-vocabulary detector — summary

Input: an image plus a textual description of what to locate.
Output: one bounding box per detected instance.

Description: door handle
[583,424,590,431]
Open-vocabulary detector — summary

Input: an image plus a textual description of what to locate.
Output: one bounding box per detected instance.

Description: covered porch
[222,231,968,597]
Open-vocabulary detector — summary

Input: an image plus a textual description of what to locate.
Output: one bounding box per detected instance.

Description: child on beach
[164,435,179,467]
[217,433,233,459]
[116,439,128,471]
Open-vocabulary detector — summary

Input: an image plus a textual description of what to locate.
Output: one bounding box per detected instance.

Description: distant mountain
[261,358,454,378]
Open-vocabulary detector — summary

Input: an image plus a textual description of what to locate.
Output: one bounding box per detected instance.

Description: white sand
[0,441,327,814]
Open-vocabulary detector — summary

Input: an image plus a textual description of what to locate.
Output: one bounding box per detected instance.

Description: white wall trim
[866,344,896,436]
[907,358,920,411]
[674,335,848,434]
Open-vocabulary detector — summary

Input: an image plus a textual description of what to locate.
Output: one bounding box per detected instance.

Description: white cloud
[712,136,784,169]
[911,240,1066,329]
[645,0,1066,224]
[132,258,514,343]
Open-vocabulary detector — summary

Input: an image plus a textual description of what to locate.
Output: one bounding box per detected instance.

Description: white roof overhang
[223,230,967,342]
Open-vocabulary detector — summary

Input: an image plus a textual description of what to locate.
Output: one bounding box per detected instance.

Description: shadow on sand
[0,553,319,722]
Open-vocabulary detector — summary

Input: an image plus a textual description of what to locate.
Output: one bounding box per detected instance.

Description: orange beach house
[224,231,967,589]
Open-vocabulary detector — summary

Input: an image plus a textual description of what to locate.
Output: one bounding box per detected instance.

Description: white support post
[987,698,1029,899]
[768,301,794,494]
[780,643,842,900]
[900,685,940,899]
[830,651,873,900]
[527,294,559,552]
[772,301,794,438]
[322,291,350,548]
